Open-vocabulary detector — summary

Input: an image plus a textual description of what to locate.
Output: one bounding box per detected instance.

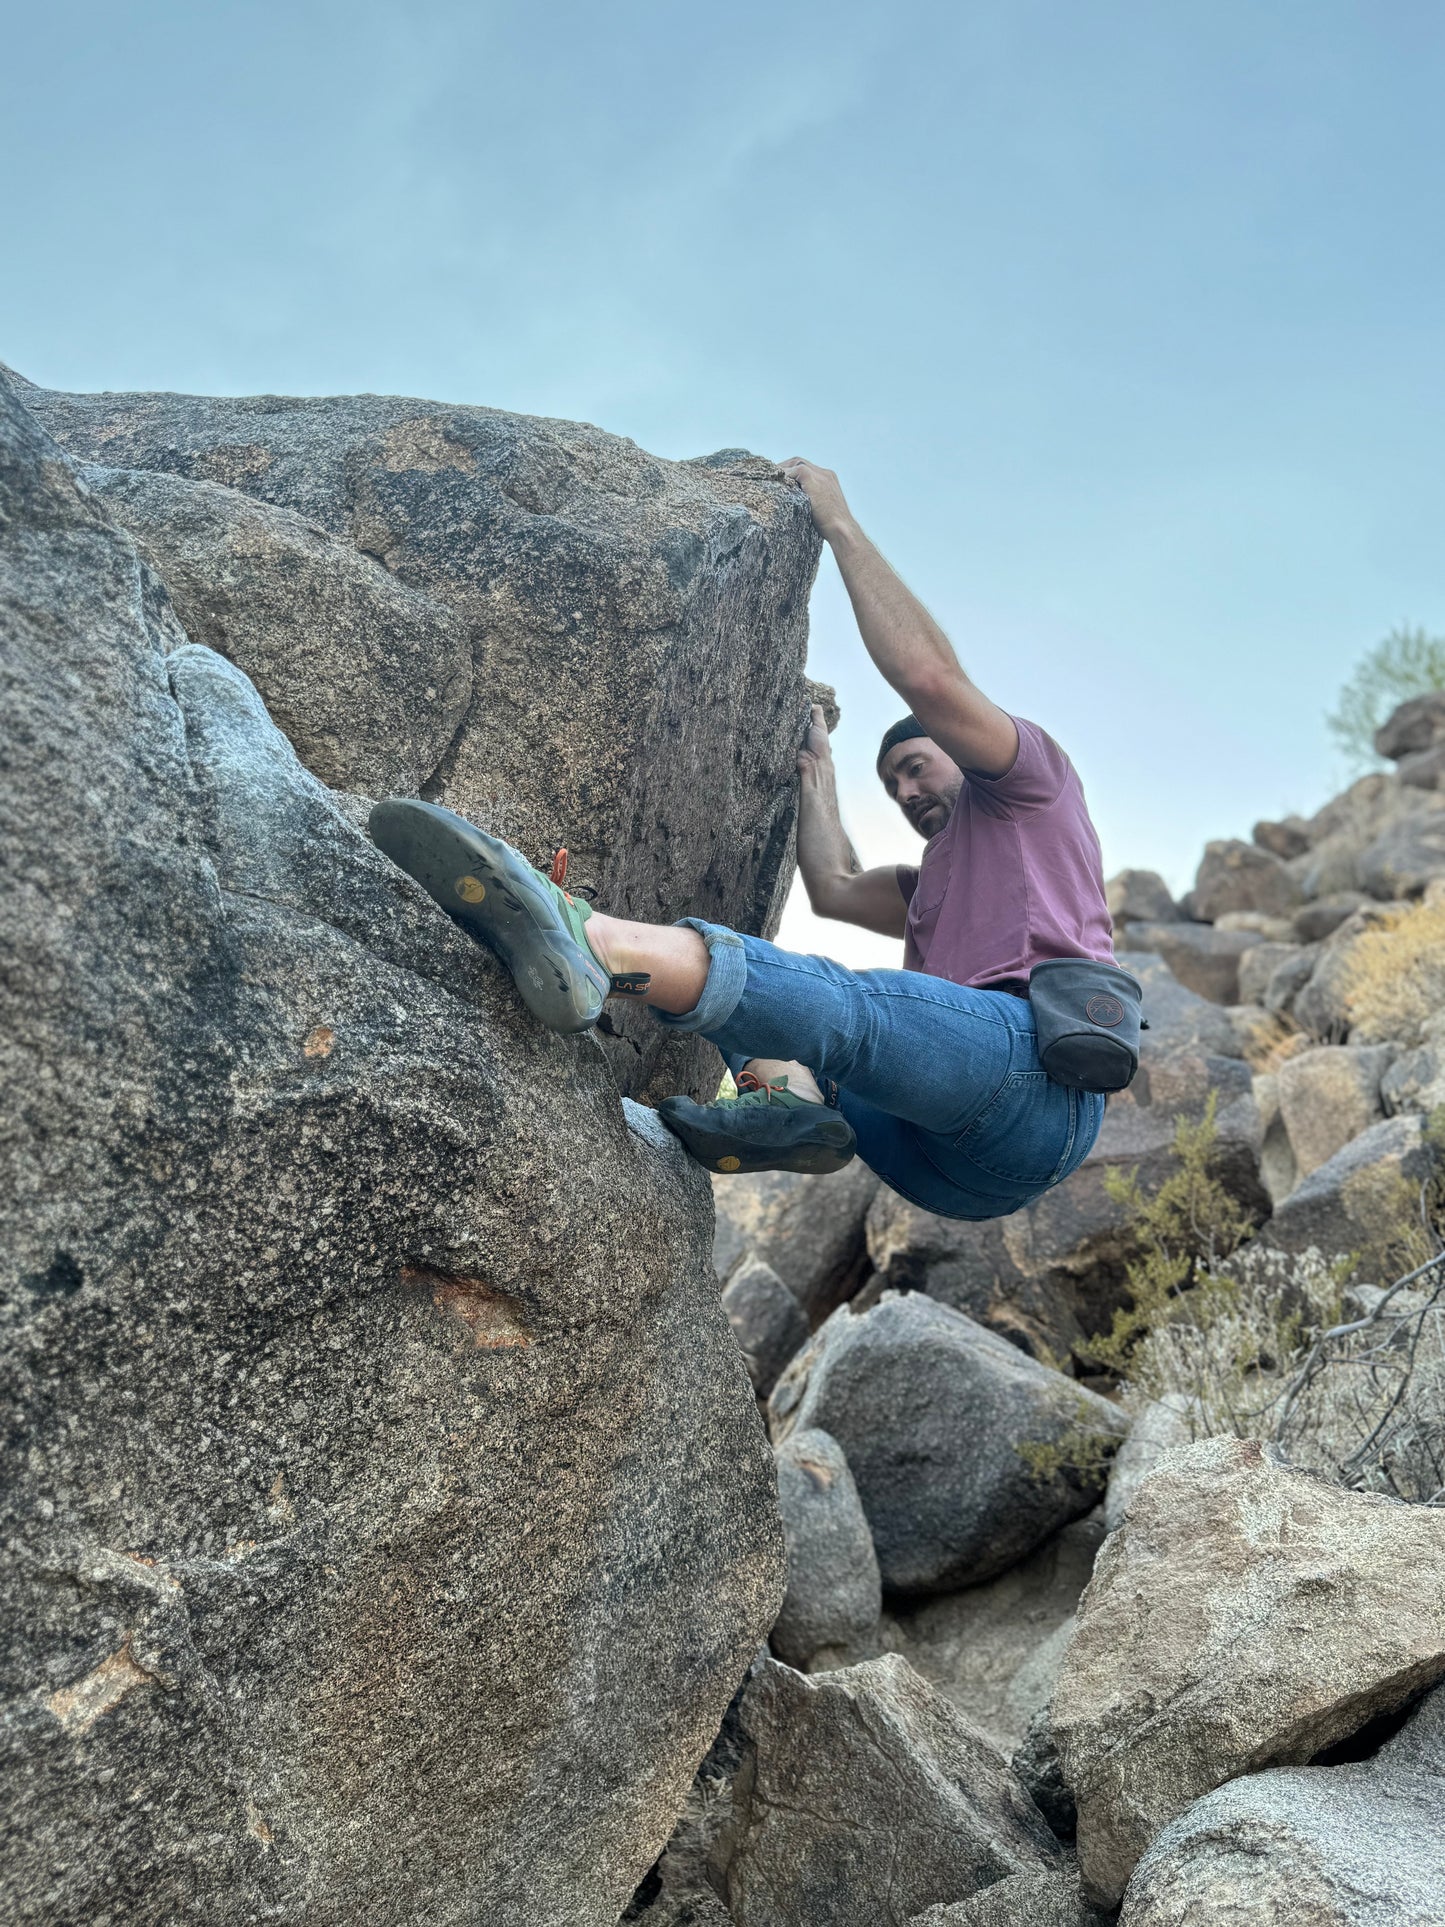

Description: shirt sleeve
[896,863,920,905]
[966,717,1073,815]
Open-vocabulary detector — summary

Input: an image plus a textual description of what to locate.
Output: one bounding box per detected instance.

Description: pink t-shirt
[894,717,1114,991]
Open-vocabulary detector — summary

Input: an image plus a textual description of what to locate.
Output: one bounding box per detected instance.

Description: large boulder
[1292,901,1408,1039]
[1374,689,1445,760]
[0,380,785,1922]
[1264,1112,1435,1265]
[9,365,822,1102]
[1118,922,1262,1005]
[1359,796,1445,899]
[862,956,1267,1361]
[719,1656,1062,1926]
[1052,1437,1445,1907]
[771,1429,881,1669]
[712,1160,881,1323]
[1274,1043,1394,1183]
[912,1867,1110,1925]
[1191,839,1301,922]
[769,1295,1126,1598]
[1122,1679,1445,1926]
[1104,869,1179,925]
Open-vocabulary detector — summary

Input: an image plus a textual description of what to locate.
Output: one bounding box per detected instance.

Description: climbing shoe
[659,1071,856,1176]
[368,798,644,1035]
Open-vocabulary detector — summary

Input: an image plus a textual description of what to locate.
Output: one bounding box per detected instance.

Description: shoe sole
[657,1096,857,1176]
[369,798,608,1034]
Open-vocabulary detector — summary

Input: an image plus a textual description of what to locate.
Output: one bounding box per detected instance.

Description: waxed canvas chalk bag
[1028,957,1144,1093]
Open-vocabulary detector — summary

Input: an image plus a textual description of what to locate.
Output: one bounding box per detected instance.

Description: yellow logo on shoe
[456,876,486,903]
[717,1155,741,1172]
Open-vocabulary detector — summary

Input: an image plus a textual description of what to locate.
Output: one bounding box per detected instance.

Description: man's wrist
[824,514,864,552]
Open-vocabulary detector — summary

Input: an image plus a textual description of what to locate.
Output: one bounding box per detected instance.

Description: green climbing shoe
[368,798,625,1034]
[659,1071,857,1176]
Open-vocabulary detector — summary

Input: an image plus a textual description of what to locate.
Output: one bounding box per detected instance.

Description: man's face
[880,735,964,840]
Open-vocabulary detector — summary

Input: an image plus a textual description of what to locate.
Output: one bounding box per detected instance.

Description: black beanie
[876,714,928,770]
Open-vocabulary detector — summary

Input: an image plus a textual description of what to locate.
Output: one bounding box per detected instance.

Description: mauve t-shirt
[895,716,1114,991]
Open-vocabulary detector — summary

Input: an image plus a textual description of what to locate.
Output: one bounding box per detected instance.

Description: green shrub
[1327,625,1445,768]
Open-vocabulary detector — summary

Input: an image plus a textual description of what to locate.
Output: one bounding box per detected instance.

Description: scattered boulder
[872,1516,1107,1752]
[1274,1043,1394,1183]
[723,1256,810,1398]
[1374,689,1445,760]
[1105,869,1179,924]
[1,373,786,1923]
[1103,1395,1199,1532]
[1262,941,1322,1015]
[1119,922,1263,1005]
[1381,1026,1445,1117]
[1359,796,1445,899]
[1264,1112,1435,1264]
[771,1430,881,1669]
[769,1296,1127,1598]
[12,366,821,1103]
[1398,742,1445,790]
[1191,839,1301,922]
[1292,902,1408,1039]
[1252,816,1310,861]
[1236,940,1305,1007]
[1122,1678,1445,1927]
[1291,891,1367,943]
[720,1655,1061,1927]
[1052,1437,1445,1907]
[713,1161,881,1324]
[1291,773,1412,900]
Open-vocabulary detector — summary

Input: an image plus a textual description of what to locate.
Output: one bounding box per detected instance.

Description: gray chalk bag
[1028,957,1143,1093]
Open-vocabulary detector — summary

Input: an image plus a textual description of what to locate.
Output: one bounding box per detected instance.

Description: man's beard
[907,788,959,839]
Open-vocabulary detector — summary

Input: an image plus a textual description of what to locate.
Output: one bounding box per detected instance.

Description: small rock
[1236,941,1305,1007]
[1360,798,1445,899]
[721,1655,1061,1927]
[1192,839,1301,922]
[1105,869,1180,925]
[1291,891,1367,944]
[1053,1436,1445,1907]
[1374,689,1445,760]
[912,1864,1110,1925]
[1252,816,1311,860]
[769,1295,1127,1598]
[1122,1678,1445,1926]
[1262,941,1322,1015]
[722,1256,809,1398]
[771,1429,881,1669]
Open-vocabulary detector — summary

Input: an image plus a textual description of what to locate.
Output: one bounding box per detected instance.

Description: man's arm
[781,460,1019,778]
[796,705,908,937]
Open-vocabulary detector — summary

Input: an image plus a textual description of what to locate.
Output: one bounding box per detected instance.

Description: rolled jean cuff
[651,919,748,1034]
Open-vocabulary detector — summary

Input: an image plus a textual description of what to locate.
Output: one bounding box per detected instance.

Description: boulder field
[7,366,1445,1926]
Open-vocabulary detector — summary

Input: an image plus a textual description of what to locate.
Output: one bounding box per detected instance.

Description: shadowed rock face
[9,367,823,1102]
[1,381,785,1922]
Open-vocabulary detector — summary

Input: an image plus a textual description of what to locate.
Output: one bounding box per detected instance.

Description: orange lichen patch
[267,1472,297,1524]
[303,1025,335,1058]
[245,1798,274,1849]
[382,417,478,475]
[796,1453,836,1492]
[45,1641,155,1733]
[401,1264,530,1349]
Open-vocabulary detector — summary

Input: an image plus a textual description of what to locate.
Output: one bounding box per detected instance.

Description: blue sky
[5,0,1443,965]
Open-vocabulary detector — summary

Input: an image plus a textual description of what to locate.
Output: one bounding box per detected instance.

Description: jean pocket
[952,1070,1075,1187]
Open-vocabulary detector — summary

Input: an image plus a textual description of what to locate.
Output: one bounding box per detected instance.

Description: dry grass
[1341,898,1445,1046]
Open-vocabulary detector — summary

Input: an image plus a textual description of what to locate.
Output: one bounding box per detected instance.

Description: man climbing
[370,459,1131,1223]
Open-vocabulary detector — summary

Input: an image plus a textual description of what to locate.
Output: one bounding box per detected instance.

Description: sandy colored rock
[1122,1679,1445,1927]
[1052,1437,1445,1906]
[1264,1112,1434,1265]
[1105,869,1179,925]
[770,1296,1126,1598]
[1120,920,1263,1004]
[11,366,822,1103]
[0,378,783,1925]
[1191,839,1301,922]
[721,1656,1061,1927]
[1274,1043,1394,1182]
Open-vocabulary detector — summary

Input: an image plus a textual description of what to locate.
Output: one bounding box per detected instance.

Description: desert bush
[1340,897,1445,1047]
[1327,625,1445,768]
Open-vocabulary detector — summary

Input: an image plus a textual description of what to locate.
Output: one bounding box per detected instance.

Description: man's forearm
[827,520,961,709]
[796,762,862,913]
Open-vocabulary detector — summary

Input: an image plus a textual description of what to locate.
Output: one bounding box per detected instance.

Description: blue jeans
[656,922,1104,1221]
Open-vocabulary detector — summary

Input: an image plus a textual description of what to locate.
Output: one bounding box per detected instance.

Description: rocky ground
[4,366,1445,1925]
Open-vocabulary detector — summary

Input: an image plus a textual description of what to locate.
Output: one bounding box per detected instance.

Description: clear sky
[5,0,1443,966]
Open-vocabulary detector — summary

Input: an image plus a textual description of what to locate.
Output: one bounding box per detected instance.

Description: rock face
[1052,1437,1445,1907]
[720,1656,1061,1927]
[770,1296,1126,1598]
[9,365,822,1101]
[0,381,786,1922]
[1264,1112,1434,1263]
[1273,1043,1394,1183]
[1120,1679,1445,1927]
[1375,690,1445,760]
[1118,922,1263,1005]
[912,1867,1110,1926]
[771,1430,881,1669]
[1104,869,1178,924]
[1191,839,1301,922]
[712,1161,880,1323]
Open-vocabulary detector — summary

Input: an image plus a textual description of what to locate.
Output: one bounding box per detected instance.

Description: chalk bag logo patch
[1086,993,1126,1028]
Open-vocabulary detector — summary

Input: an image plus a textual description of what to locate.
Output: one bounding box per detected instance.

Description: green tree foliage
[1327,626,1445,768]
